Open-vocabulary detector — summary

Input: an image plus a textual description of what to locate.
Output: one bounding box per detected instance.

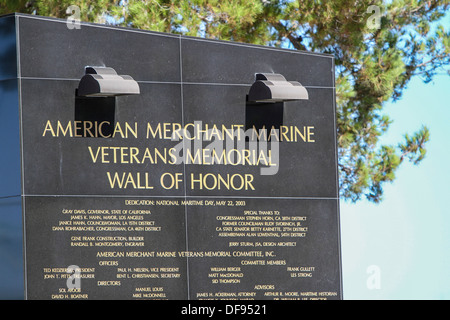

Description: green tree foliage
[2,0,448,202]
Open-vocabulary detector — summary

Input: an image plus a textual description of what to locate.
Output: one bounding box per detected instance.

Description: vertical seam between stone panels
[179,35,190,299]
[15,14,27,300]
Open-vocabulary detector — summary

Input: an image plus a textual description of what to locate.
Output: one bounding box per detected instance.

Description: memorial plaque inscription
[0,13,342,300]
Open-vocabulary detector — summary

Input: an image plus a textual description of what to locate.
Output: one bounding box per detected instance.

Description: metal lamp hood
[77,66,140,97]
[248,73,308,102]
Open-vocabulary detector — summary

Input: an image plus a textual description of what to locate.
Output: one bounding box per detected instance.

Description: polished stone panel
[17,16,181,82]
[181,84,338,198]
[186,198,341,299]
[0,15,17,80]
[24,195,188,300]
[0,197,23,299]
[0,79,21,197]
[20,80,184,197]
[181,37,334,87]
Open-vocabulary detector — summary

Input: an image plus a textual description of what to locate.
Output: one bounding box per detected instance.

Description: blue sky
[340,71,450,299]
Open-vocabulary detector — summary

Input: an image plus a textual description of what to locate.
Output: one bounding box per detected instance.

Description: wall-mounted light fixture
[247,73,308,103]
[77,66,140,97]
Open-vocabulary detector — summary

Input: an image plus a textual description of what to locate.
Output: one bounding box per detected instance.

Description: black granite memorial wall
[0,13,342,300]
